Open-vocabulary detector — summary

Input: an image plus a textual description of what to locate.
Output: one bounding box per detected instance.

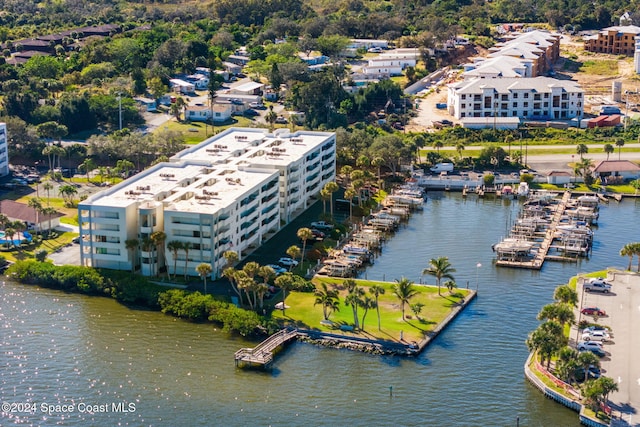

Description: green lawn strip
[537,183,638,194]
[529,352,574,397]
[159,117,265,144]
[272,277,469,343]
[0,231,76,263]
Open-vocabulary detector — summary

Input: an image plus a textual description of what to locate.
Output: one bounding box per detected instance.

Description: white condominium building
[78,127,336,278]
[0,123,8,177]
[447,77,584,121]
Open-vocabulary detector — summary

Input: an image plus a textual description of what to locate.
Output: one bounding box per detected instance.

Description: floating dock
[495,191,580,270]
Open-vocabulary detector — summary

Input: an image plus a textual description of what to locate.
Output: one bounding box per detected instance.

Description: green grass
[578,60,619,76]
[159,117,266,144]
[272,277,470,342]
[0,231,76,263]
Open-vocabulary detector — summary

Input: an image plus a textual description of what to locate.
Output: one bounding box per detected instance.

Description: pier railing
[234,328,299,368]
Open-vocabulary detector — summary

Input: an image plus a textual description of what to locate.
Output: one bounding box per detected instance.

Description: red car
[581,307,606,316]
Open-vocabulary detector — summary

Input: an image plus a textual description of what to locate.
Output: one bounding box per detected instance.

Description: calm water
[2,193,639,427]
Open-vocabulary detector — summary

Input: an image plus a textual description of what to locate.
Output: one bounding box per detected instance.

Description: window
[461,103,466,109]
[513,93,518,99]
[524,93,529,99]
[461,94,466,100]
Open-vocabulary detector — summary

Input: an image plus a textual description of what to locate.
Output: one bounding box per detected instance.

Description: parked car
[266,264,287,275]
[584,279,611,293]
[577,341,606,357]
[275,116,288,124]
[575,365,601,382]
[581,330,610,342]
[278,257,299,267]
[581,307,606,316]
[583,325,609,334]
[310,221,334,231]
[584,282,611,293]
[300,229,325,241]
[243,109,259,117]
[249,102,264,109]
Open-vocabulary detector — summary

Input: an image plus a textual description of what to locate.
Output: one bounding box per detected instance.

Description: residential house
[592,160,640,183]
[0,199,63,232]
[169,79,195,95]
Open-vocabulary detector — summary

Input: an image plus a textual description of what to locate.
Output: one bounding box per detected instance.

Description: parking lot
[574,272,640,423]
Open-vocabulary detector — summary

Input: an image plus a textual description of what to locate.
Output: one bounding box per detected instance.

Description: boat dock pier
[234,328,299,369]
[495,191,577,270]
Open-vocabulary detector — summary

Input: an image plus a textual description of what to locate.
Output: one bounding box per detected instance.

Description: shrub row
[6,261,277,337]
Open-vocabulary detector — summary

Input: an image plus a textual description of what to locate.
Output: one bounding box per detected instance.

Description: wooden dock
[496,191,572,270]
[234,328,299,369]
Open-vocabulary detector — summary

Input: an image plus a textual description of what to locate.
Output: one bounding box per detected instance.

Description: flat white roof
[82,127,335,213]
[233,81,264,92]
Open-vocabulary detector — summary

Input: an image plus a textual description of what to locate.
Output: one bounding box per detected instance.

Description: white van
[430,163,454,173]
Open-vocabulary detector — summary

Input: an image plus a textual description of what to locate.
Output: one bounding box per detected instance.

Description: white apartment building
[78,128,336,279]
[0,123,8,177]
[447,77,584,121]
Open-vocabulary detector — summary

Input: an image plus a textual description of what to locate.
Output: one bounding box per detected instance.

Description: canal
[1,193,638,426]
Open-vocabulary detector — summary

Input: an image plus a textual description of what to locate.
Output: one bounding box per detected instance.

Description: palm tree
[574,157,594,186]
[603,143,614,160]
[444,280,457,293]
[577,350,600,384]
[369,284,386,330]
[455,141,465,159]
[526,320,567,368]
[553,285,578,307]
[344,187,356,220]
[257,265,275,309]
[167,240,183,279]
[12,221,25,250]
[79,158,96,181]
[314,282,340,320]
[319,188,331,214]
[422,256,456,296]
[265,105,277,131]
[58,184,77,206]
[238,274,256,310]
[27,197,42,233]
[576,143,588,160]
[275,272,294,316]
[141,237,154,275]
[359,295,376,332]
[42,206,57,237]
[323,181,339,219]
[125,238,139,273]
[223,250,239,268]
[182,241,192,280]
[615,138,625,160]
[151,231,167,277]
[196,263,213,294]
[4,227,15,248]
[392,277,417,320]
[43,181,53,206]
[286,245,301,271]
[620,242,635,270]
[537,302,575,330]
[344,279,364,329]
[223,267,242,302]
[297,227,314,265]
[0,213,8,231]
[432,140,443,155]
[371,157,385,182]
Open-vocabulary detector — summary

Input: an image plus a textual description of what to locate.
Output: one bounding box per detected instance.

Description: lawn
[0,231,76,263]
[271,277,470,343]
[159,117,265,144]
[578,60,619,76]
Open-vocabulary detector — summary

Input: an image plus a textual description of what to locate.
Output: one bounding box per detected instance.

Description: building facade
[584,26,640,55]
[78,128,336,279]
[447,77,584,121]
[0,123,8,177]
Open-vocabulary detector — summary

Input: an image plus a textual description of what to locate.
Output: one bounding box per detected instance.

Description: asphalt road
[575,273,640,425]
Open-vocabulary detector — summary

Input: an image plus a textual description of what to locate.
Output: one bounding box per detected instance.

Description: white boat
[517,182,530,197]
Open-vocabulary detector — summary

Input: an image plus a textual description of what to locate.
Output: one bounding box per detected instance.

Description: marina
[493,191,598,269]
[1,193,637,426]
